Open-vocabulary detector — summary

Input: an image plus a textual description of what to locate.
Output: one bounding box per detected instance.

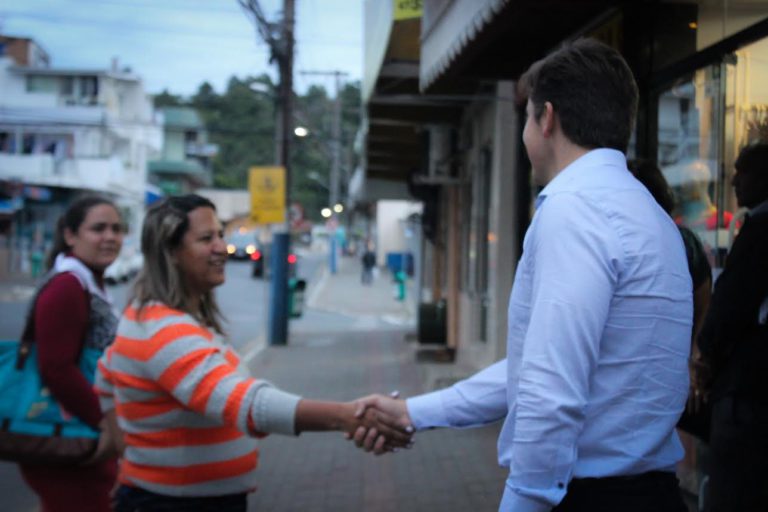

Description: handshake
[343,392,415,455]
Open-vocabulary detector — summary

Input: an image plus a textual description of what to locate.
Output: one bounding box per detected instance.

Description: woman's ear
[63,227,76,249]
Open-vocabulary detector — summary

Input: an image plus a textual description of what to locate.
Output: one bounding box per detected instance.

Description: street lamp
[294,126,309,137]
[333,203,344,214]
[321,207,332,218]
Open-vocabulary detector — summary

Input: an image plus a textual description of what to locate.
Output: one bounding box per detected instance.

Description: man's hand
[332,398,413,455]
[347,393,415,455]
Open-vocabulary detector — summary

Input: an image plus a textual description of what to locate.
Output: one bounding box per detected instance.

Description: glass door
[657,62,730,269]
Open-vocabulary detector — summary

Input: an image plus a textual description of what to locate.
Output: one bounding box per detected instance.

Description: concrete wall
[374,200,423,267]
[455,81,521,371]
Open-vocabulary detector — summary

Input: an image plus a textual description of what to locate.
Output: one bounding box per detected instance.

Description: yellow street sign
[393,0,422,21]
[249,166,286,224]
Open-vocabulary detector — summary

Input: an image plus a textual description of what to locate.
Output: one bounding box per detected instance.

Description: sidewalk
[246,256,507,511]
[305,256,416,327]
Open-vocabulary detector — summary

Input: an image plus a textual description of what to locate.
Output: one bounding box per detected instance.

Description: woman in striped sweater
[96,194,410,512]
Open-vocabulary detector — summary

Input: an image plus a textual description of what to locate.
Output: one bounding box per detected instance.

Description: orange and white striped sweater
[95,302,300,497]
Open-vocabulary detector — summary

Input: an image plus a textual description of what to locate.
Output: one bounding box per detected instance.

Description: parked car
[251,244,298,279]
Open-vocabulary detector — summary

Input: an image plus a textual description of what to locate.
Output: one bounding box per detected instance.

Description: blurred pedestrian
[361,243,376,285]
[353,39,691,511]
[96,195,411,512]
[20,195,124,512]
[695,142,768,511]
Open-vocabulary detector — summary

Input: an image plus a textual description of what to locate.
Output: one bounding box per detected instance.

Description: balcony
[0,153,143,195]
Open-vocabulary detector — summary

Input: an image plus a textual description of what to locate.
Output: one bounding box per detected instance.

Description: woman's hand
[81,409,124,466]
[688,354,711,414]
[294,398,413,453]
[344,393,415,455]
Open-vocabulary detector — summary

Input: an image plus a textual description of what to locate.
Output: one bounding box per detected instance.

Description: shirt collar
[535,148,627,209]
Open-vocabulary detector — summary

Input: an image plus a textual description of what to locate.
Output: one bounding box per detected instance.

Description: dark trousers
[706,396,768,512]
[552,471,687,512]
[113,485,247,512]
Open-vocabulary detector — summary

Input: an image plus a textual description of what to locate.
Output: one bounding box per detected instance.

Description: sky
[0,0,363,96]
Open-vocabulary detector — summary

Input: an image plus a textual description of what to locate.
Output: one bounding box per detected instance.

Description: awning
[419,0,623,93]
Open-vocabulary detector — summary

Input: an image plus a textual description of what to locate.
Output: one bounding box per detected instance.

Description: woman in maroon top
[19,196,124,512]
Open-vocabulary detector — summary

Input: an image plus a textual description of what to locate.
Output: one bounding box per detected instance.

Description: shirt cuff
[251,385,302,436]
[499,484,551,512]
[406,390,451,430]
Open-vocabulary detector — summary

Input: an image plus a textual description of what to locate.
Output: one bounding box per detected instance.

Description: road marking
[243,333,267,364]
[305,267,329,309]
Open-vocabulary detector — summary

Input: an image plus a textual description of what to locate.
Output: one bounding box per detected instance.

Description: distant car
[226,230,260,260]
[251,244,298,279]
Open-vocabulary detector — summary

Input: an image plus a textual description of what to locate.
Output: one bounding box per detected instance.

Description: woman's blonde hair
[131,194,225,334]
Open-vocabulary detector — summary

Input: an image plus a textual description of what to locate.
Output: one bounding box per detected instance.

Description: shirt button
[557,482,565,489]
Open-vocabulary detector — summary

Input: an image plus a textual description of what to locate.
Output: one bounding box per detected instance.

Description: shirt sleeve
[34,273,103,428]
[505,193,619,508]
[406,359,507,430]
[140,323,301,436]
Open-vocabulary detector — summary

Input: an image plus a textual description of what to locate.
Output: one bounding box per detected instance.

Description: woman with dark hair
[20,195,125,512]
[97,194,410,512]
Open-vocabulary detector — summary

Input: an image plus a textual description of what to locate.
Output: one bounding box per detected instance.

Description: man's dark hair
[734,141,768,174]
[518,38,639,153]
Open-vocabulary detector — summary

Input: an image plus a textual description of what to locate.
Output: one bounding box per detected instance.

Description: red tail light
[250,250,262,261]
[287,254,297,264]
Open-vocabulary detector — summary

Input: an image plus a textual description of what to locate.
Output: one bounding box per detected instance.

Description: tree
[153,75,361,221]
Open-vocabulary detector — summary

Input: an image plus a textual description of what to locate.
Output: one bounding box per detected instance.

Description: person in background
[694,141,768,511]
[96,194,411,512]
[351,39,692,511]
[20,195,124,512]
[361,242,376,285]
[668,159,735,231]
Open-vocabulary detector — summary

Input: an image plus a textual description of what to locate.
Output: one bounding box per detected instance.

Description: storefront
[621,2,768,269]
[619,1,768,501]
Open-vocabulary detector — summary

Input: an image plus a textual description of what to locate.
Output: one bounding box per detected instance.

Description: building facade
[149,107,217,196]
[360,0,768,502]
[0,35,162,275]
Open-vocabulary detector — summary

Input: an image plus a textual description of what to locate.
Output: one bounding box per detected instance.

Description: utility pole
[299,70,348,208]
[239,0,295,346]
[300,70,347,274]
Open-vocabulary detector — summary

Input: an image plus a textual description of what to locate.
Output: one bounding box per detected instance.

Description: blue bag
[0,284,100,466]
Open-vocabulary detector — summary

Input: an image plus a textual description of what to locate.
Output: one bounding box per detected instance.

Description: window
[26,76,57,93]
[656,32,768,270]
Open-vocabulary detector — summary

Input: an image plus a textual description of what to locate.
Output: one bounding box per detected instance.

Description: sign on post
[249,166,286,224]
[393,0,422,20]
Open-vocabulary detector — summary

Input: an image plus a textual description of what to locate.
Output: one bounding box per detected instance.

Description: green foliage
[154,77,361,222]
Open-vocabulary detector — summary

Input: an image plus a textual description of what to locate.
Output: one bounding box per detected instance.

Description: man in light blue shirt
[353,39,692,511]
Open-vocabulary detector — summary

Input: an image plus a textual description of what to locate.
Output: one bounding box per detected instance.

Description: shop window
[658,64,731,268]
[26,76,57,93]
[0,132,11,154]
[656,29,768,271]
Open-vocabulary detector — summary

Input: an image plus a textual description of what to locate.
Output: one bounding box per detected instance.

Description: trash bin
[418,300,447,344]
[288,278,307,318]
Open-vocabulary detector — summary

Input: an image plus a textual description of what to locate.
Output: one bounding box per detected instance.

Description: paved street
[0,251,507,511]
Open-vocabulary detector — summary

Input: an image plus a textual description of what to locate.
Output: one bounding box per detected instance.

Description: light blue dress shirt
[407,149,693,511]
